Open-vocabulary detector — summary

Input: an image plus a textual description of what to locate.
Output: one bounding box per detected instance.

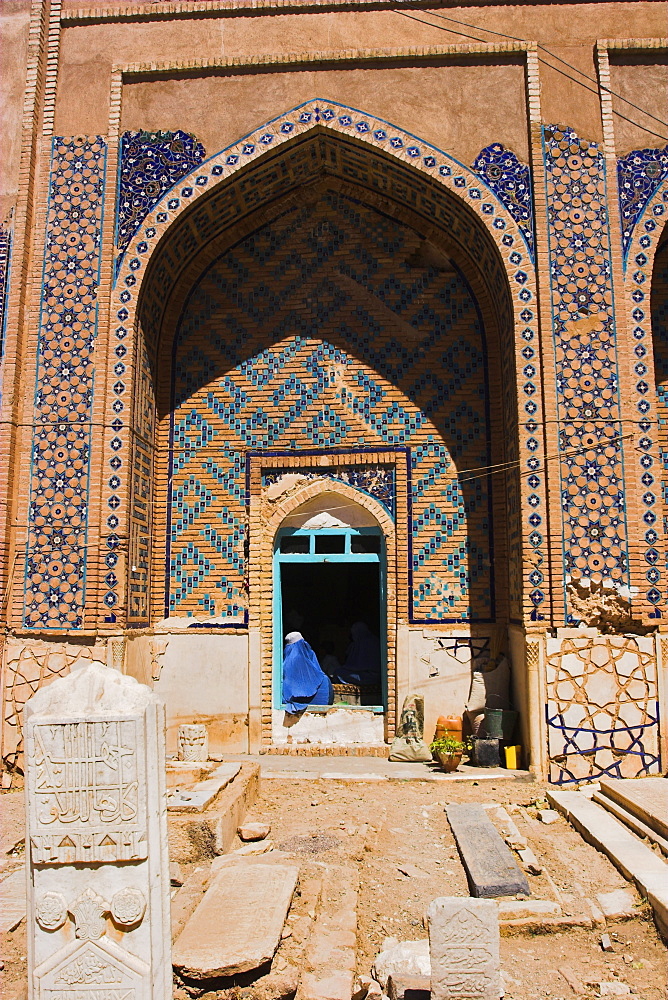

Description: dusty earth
[2,772,667,999]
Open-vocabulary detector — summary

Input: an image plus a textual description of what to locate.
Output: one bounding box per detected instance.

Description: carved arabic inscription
[29,720,147,864]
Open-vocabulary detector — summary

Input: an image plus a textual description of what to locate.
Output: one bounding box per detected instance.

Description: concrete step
[167,763,241,812]
[548,790,668,942]
[592,790,668,858]
[598,777,668,842]
[172,860,299,981]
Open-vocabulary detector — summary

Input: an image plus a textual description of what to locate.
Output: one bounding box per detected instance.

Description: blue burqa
[282,632,333,714]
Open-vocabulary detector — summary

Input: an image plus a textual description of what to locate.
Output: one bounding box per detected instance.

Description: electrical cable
[393,9,668,142]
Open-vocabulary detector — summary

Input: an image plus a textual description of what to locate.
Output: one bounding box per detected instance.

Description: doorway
[273,527,386,711]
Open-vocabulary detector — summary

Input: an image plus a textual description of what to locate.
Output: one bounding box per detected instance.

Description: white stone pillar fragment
[24,659,171,999]
[427,897,501,1000]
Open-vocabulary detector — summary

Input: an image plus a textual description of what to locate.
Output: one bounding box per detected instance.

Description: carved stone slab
[445,804,530,898]
[428,897,501,1000]
[24,660,171,1000]
[172,862,298,978]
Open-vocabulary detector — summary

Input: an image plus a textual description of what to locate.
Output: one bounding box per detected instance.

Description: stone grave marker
[24,659,171,999]
[446,804,530,897]
[177,723,209,761]
[427,897,501,1000]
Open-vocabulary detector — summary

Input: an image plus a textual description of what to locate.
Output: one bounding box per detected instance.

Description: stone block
[239,821,271,841]
[446,804,531,898]
[178,723,209,761]
[24,660,171,1000]
[373,940,430,992]
[596,889,636,921]
[386,973,431,1000]
[428,897,501,1000]
[172,862,298,979]
[0,867,26,932]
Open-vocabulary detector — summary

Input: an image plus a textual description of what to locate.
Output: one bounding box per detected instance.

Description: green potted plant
[429,735,467,772]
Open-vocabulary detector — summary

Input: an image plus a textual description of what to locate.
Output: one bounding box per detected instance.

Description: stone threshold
[261,744,390,756]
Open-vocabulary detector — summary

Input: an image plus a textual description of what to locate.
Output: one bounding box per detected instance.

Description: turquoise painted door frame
[273,527,387,711]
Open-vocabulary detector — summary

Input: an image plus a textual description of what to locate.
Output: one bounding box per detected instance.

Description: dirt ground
[2,774,667,999]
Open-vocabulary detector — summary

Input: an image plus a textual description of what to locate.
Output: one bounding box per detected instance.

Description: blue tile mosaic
[116,130,205,268]
[24,137,107,629]
[617,144,668,265]
[472,143,534,259]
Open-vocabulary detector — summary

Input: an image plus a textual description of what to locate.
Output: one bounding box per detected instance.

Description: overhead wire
[393,8,668,143]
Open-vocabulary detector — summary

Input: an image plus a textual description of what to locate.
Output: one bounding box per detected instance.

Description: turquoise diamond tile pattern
[542,125,629,617]
[170,190,494,622]
[24,137,107,629]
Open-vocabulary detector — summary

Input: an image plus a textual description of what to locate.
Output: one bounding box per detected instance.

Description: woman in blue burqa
[282,632,333,714]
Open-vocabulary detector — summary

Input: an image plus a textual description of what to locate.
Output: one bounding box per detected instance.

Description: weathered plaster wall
[610,56,668,155]
[0,0,30,222]
[125,631,250,754]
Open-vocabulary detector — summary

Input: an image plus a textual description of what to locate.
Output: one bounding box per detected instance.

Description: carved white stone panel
[24,661,171,1000]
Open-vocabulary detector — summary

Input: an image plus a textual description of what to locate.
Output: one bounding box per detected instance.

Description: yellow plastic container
[504,744,522,769]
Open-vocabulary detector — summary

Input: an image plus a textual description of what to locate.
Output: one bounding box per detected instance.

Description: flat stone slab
[0,867,26,932]
[428,897,501,1000]
[548,790,668,941]
[596,889,637,920]
[168,763,241,812]
[172,861,298,979]
[599,778,668,842]
[445,804,531,898]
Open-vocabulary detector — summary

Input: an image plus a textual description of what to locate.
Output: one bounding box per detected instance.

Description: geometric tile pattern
[617,144,668,265]
[111,102,544,625]
[542,125,628,618]
[472,143,534,259]
[262,466,396,518]
[0,223,11,396]
[23,137,107,628]
[546,634,660,783]
[170,191,493,622]
[651,238,668,602]
[626,177,668,615]
[115,129,206,271]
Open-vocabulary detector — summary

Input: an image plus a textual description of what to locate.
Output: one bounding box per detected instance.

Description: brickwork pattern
[168,190,495,623]
[542,125,628,618]
[112,102,542,627]
[24,137,107,629]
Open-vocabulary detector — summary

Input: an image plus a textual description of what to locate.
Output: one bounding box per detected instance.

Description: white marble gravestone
[177,723,208,761]
[427,897,501,1000]
[24,659,171,1000]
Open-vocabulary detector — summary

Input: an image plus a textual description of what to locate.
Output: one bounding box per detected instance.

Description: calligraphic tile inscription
[24,661,171,1000]
[428,898,501,1000]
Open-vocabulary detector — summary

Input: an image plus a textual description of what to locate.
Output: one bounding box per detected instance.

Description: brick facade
[0,0,666,779]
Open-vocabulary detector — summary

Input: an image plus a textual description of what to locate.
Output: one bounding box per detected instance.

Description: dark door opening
[280,562,383,707]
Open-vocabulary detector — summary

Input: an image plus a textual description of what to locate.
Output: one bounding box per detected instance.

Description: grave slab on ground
[445,804,531,898]
[0,867,25,932]
[172,861,298,980]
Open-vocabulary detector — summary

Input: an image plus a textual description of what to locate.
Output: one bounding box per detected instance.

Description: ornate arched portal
[110,102,546,747]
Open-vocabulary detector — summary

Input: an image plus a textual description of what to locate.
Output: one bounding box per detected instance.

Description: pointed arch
[104,100,546,626]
